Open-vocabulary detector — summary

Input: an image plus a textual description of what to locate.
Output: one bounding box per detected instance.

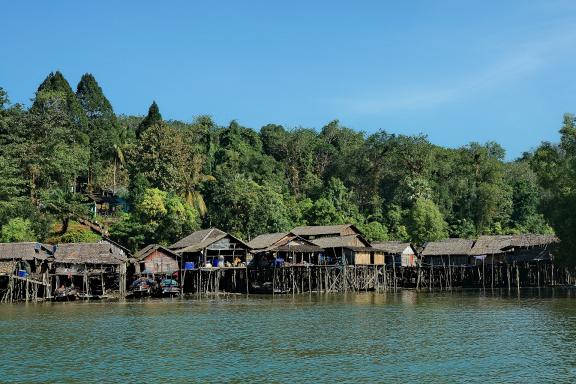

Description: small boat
[129,277,156,298]
[52,287,78,301]
[159,279,180,297]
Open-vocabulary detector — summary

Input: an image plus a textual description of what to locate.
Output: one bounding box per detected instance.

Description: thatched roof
[247,232,291,250]
[292,224,358,237]
[371,241,413,255]
[135,244,180,261]
[247,232,320,253]
[0,260,17,275]
[273,245,324,253]
[311,235,370,249]
[52,243,127,265]
[421,239,474,256]
[510,234,559,248]
[170,228,250,253]
[469,235,513,256]
[170,228,227,251]
[0,242,52,261]
[469,234,559,256]
[101,237,132,257]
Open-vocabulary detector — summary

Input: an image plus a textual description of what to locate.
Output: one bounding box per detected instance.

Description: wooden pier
[177,260,575,296]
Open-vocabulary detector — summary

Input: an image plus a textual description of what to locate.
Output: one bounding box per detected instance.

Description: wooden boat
[159,279,180,297]
[52,287,78,301]
[129,277,156,298]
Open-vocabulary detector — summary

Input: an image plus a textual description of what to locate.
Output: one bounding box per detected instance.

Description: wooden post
[516,262,520,291]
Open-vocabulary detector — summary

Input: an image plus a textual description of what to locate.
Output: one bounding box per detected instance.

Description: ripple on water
[1,290,576,383]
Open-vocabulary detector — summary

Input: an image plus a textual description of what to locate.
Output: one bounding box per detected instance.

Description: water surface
[1,289,576,383]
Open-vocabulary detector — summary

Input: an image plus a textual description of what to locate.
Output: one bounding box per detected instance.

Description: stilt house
[135,244,181,275]
[170,228,251,268]
[0,243,53,278]
[310,234,385,266]
[291,224,362,240]
[247,232,323,266]
[371,241,418,266]
[469,234,558,264]
[50,243,128,297]
[421,239,474,266]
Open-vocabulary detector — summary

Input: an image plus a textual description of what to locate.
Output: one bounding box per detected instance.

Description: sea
[1,289,576,383]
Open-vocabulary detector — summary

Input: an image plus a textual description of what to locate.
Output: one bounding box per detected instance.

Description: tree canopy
[0,72,571,262]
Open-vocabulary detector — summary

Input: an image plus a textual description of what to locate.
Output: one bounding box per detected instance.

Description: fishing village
[0,223,566,303]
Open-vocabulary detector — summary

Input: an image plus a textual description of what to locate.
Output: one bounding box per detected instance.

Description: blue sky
[1,1,575,159]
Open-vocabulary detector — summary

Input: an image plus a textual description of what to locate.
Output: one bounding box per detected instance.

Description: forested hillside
[0,72,574,262]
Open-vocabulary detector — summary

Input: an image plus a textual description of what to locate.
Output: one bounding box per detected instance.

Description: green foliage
[406,199,448,244]
[110,188,199,250]
[530,113,576,264]
[59,229,101,243]
[0,73,568,252]
[357,221,389,242]
[207,175,293,239]
[1,218,36,242]
[31,71,88,132]
[136,101,162,137]
[76,73,122,191]
[304,198,344,226]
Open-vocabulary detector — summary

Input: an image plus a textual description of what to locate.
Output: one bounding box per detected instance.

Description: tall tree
[136,101,162,138]
[31,71,88,132]
[406,198,448,244]
[76,73,121,190]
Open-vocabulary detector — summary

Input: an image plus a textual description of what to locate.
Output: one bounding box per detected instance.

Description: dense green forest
[0,72,574,262]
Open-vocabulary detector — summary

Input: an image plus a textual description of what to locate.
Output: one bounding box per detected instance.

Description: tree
[207,175,293,239]
[531,113,576,264]
[76,73,121,190]
[24,88,90,201]
[357,221,388,242]
[31,71,88,132]
[303,198,344,226]
[406,198,448,244]
[110,188,200,251]
[1,218,36,242]
[136,101,162,137]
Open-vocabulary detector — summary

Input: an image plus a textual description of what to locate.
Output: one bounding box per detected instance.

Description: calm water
[1,290,576,383]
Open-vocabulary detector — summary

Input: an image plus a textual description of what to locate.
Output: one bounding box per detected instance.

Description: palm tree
[182,154,215,217]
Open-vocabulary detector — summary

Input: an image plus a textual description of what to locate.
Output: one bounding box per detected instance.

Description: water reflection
[1,289,576,382]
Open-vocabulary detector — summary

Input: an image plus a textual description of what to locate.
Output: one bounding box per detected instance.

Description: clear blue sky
[1,1,575,159]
